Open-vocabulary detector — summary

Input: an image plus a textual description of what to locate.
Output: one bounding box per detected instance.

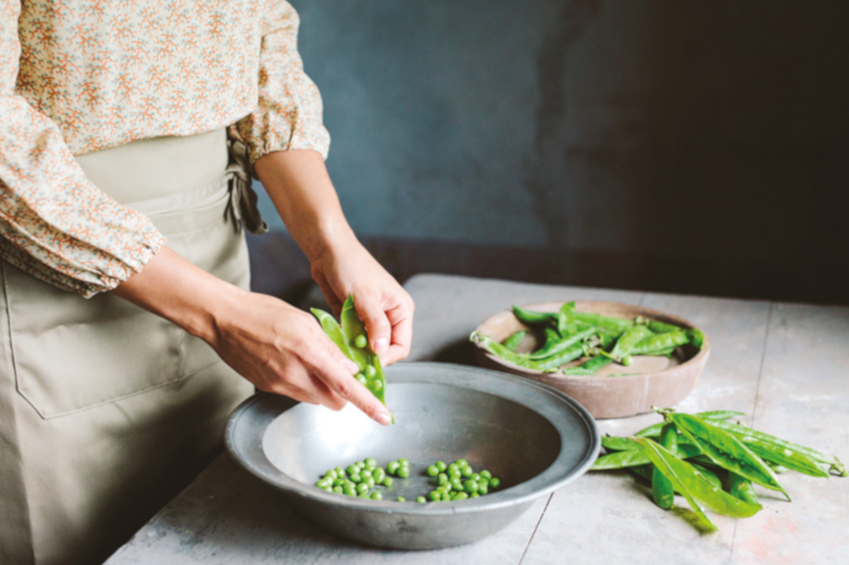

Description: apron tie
[225,138,269,235]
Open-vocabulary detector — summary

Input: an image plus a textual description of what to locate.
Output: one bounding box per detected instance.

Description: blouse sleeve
[228,0,331,172]
[0,0,165,298]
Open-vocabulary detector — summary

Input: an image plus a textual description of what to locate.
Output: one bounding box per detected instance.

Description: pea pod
[634,411,747,438]
[529,328,595,360]
[311,307,355,360]
[728,472,759,507]
[591,442,702,470]
[636,438,762,523]
[472,331,586,372]
[314,296,391,417]
[708,420,834,478]
[535,343,586,371]
[502,330,527,351]
[644,319,683,334]
[668,413,790,501]
[631,331,690,356]
[610,325,655,362]
[527,327,563,359]
[652,424,677,509]
[601,436,641,452]
[560,354,613,376]
[692,463,722,490]
[512,305,557,325]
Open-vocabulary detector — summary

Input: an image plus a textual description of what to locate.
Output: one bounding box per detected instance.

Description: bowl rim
[225,361,600,516]
[473,300,711,382]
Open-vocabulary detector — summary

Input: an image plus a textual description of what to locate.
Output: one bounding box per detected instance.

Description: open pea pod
[529,327,595,360]
[708,420,834,478]
[728,472,760,507]
[312,296,391,418]
[668,413,790,501]
[636,438,762,523]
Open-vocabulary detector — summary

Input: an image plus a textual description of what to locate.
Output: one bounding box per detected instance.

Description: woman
[0,1,413,564]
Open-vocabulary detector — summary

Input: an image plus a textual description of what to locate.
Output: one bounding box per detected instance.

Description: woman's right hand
[113,246,394,426]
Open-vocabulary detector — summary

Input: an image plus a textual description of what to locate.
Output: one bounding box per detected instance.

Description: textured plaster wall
[257,0,849,270]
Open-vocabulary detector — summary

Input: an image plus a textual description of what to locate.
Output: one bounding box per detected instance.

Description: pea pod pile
[470,302,705,375]
[312,295,391,419]
[591,407,847,532]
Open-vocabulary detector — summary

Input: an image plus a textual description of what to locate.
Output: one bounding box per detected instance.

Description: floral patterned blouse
[0,0,329,297]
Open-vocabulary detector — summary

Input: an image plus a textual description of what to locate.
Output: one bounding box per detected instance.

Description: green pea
[355,334,368,349]
[416,496,427,503]
[322,486,333,492]
[478,482,489,495]
[470,492,480,498]
[456,459,469,467]
[335,467,346,477]
[397,496,406,502]
[333,486,343,494]
[382,477,393,487]
[366,477,375,488]
[325,469,338,480]
[356,374,368,385]
[356,460,365,467]
[350,473,362,483]
[332,478,344,487]
[452,491,469,501]
[356,483,369,494]
[471,473,481,482]
[464,480,479,493]
[448,463,459,473]
[387,461,400,475]
[370,492,383,501]
[364,457,377,467]
[480,470,492,479]
[437,473,449,485]
[451,479,464,491]
[449,467,462,478]
[360,469,373,479]
[398,458,410,466]
[490,477,501,489]
[359,493,371,499]
[366,365,377,378]
[371,379,383,392]
[436,460,447,472]
[622,355,634,366]
[344,486,357,497]
[428,490,441,501]
[347,465,359,476]
[373,469,386,483]
[397,466,410,478]
[461,466,473,478]
[427,465,439,477]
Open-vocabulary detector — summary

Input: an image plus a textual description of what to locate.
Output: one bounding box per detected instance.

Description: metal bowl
[225,362,599,550]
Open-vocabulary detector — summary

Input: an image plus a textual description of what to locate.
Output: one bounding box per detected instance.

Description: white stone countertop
[105,274,849,565]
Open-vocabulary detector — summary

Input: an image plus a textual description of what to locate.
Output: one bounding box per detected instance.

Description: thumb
[356,293,391,356]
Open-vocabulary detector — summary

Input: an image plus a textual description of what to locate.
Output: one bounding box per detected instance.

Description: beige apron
[0,129,264,565]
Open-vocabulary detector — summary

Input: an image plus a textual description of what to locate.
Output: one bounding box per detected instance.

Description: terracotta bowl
[473,301,710,419]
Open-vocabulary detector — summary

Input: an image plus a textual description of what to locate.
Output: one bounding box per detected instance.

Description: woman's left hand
[309,236,414,366]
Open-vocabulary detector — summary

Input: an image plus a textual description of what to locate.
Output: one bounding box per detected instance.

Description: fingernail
[342,359,359,374]
[374,338,389,354]
[375,412,391,426]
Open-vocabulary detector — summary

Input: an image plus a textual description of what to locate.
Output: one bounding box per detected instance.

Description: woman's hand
[310,237,414,366]
[114,247,394,425]
[255,149,415,367]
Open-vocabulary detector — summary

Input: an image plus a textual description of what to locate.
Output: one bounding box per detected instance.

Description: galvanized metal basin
[225,362,599,549]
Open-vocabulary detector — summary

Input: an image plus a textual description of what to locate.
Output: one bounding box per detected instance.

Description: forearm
[112,246,239,345]
[254,149,358,261]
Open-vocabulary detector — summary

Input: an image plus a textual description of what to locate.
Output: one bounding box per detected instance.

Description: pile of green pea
[425,458,501,502]
[314,457,409,501]
[313,457,502,503]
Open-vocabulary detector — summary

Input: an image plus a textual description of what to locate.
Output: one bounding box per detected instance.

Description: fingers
[382,299,414,365]
[300,338,392,426]
[356,292,392,357]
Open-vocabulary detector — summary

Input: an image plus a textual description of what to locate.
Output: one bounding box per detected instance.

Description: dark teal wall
[257,0,849,274]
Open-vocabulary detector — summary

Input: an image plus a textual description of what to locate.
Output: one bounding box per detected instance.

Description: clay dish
[473,301,710,419]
